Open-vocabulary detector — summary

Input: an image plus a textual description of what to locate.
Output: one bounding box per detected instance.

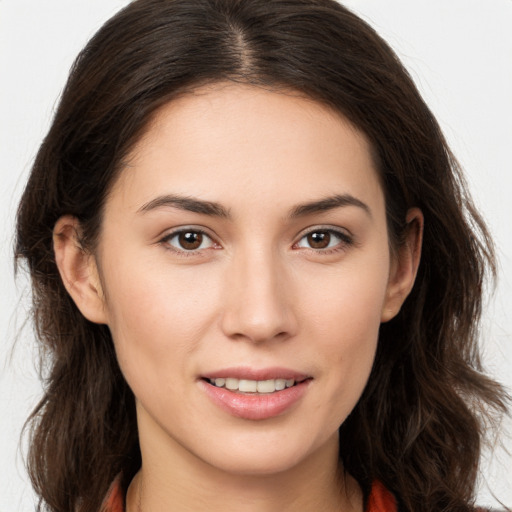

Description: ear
[381,208,423,323]
[53,215,108,324]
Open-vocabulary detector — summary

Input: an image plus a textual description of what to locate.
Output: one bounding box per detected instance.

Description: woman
[14,0,509,511]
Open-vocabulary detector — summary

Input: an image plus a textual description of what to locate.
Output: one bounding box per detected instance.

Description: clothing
[99,477,397,512]
[100,475,124,512]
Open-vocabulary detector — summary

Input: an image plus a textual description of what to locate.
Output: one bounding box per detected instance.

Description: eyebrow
[137,193,371,219]
[138,194,231,218]
[288,194,371,218]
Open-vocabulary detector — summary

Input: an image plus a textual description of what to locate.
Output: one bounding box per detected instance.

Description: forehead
[110,83,384,216]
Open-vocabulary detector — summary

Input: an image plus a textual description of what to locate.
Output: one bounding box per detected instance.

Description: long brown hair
[15,1,509,511]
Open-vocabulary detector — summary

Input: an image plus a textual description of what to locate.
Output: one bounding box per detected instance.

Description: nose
[219,248,298,344]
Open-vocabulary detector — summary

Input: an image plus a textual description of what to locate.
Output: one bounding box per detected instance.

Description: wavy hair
[15,1,509,511]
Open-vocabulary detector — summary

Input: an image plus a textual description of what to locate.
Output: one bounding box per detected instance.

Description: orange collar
[100,476,397,512]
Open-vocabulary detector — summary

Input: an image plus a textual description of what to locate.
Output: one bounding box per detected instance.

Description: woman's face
[83,84,417,476]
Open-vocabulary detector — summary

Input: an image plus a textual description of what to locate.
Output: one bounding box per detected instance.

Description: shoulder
[365,483,506,512]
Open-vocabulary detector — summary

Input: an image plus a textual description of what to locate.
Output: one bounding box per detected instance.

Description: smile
[200,369,311,420]
[208,377,297,393]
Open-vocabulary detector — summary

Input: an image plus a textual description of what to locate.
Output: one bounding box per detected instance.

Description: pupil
[179,232,202,250]
[308,231,330,249]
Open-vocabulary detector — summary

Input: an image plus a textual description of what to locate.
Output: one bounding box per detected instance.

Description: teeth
[275,379,286,391]
[256,379,275,393]
[209,377,297,393]
[239,379,257,392]
[225,378,238,390]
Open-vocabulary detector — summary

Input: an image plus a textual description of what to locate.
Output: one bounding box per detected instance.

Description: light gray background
[1,1,511,510]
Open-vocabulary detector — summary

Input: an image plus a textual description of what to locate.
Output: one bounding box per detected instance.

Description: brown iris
[307,231,331,249]
[178,231,203,250]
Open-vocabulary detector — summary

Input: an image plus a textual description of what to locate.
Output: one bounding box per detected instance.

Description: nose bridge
[220,243,297,343]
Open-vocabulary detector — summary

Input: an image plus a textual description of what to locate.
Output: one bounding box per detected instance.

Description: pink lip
[201,366,309,381]
[199,367,311,421]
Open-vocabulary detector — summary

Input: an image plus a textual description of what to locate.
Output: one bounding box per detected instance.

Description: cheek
[299,256,389,412]
[101,256,221,385]
[301,249,389,342]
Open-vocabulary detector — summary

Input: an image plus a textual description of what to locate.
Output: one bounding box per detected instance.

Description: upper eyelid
[160,225,217,240]
[295,225,353,239]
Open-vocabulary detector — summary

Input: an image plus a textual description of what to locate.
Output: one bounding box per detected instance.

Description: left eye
[164,230,215,251]
[296,230,348,250]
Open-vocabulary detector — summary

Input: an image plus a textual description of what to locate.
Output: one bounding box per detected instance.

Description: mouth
[204,377,305,394]
[199,368,312,420]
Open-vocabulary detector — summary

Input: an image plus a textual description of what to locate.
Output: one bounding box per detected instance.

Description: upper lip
[201,366,310,382]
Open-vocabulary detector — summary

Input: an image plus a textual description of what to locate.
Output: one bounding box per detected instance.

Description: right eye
[161,229,217,253]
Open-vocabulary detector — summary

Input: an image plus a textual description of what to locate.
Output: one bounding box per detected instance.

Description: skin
[54,83,422,512]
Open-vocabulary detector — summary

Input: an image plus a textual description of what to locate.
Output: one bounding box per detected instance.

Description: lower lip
[200,380,310,420]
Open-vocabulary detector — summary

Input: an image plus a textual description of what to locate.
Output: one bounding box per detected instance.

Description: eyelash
[159,227,353,256]
[294,227,354,254]
[160,228,219,257]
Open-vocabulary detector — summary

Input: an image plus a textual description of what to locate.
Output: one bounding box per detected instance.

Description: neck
[127,409,362,512]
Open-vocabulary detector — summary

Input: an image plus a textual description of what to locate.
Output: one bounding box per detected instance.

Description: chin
[203,449,309,477]
[190,427,338,478]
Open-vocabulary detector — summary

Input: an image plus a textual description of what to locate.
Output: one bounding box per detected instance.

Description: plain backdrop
[1,1,511,510]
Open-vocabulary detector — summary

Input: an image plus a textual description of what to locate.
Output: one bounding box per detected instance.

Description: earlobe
[53,215,108,324]
[381,208,424,322]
